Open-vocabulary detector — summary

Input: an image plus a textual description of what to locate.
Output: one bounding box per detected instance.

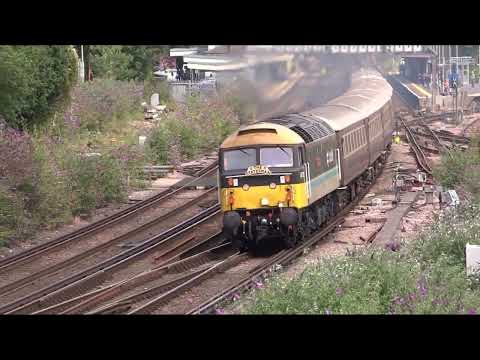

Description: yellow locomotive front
[219,123,307,251]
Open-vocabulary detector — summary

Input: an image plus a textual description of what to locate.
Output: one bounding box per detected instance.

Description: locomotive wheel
[283,227,297,248]
[232,237,248,252]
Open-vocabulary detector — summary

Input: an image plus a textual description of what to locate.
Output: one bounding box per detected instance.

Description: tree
[0,45,77,129]
[89,45,168,81]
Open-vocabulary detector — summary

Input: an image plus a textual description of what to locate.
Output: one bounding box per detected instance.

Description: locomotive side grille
[268,113,334,144]
[290,126,313,143]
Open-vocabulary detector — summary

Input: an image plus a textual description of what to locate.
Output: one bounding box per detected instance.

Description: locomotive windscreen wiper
[277,146,290,157]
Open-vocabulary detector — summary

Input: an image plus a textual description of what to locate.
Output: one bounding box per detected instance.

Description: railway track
[93,150,391,315]
[0,187,217,304]
[186,160,397,315]
[410,128,470,146]
[32,239,231,314]
[0,162,222,314]
[0,161,218,275]
[0,202,222,314]
[399,116,433,175]
[187,217,346,315]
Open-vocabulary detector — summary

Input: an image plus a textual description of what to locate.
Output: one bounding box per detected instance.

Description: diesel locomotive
[218,69,394,251]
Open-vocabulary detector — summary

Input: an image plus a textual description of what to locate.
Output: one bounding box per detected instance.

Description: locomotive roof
[220,122,305,148]
[302,68,392,131]
[267,113,335,143]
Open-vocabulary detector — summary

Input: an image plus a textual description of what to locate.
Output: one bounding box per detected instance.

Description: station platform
[405,80,432,98]
[387,75,431,111]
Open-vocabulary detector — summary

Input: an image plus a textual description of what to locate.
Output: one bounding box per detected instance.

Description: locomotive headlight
[269,182,277,189]
[227,178,238,187]
[242,184,250,191]
[261,197,269,206]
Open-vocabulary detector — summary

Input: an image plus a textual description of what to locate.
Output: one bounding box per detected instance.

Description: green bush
[90,46,167,82]
[66,154,125,215]
[90,46,134,81]
[147,123,171,165]
[0,187,17,246]
[433,141,480,199]
[0,45,77,129]
[71,78,143,132]
[146,95,239,165]
[411,203,480,268]
[30,138,72,228]
[433,148,476,188]
[143,78,171,105]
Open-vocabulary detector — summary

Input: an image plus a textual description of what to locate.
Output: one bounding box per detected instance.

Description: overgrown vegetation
[1,69,240,247]
[0,78,150,246]
[146,94,239,165]
[433,138,480,201]
[0,45,244,249]
[245,204,480,314]
[244,141,480,315]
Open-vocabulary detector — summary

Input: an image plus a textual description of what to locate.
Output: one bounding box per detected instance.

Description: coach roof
[302,68,392,131]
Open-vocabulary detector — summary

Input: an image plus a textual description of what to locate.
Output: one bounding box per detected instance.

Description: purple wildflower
[392,296,405,306]
[385,241,401,251]
[417,277,428,297]
[335,287,344,296]
[325,309,332,315]
[215,308,225,315]
[467,308,477,315]
[232,292,241,301]
[253,280,264,289]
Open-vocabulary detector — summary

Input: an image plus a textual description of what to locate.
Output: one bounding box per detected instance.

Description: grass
[432,138,480,201]
[243,203,480,315]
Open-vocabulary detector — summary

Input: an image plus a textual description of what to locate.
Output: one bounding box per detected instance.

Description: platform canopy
[170,47,200,57]
[183,53,294,72]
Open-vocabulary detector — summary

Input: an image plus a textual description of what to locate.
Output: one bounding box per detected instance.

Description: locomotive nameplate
[245,165,272,176]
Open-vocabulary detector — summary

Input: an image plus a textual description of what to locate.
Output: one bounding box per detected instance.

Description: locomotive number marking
[245,165,272,176]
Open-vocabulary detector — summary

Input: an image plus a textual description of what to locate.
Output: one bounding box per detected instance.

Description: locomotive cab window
[223,148,256,171]
[260,147,294,168]
[298,146,305,164]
